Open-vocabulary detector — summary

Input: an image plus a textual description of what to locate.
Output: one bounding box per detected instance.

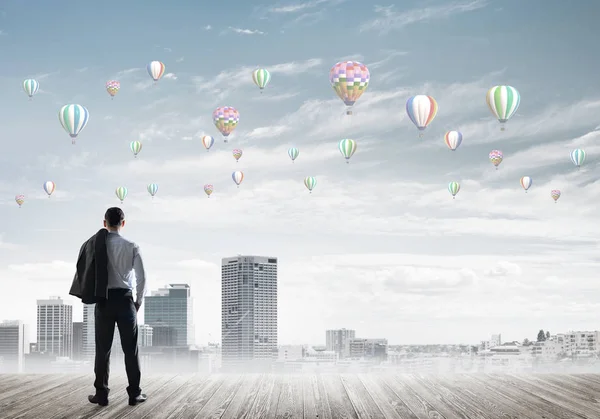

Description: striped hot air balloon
[58,104,89,144]
[570,148,586,169]
[130,141,142,158]
[448,182,460,199]
[23,79,40,99]
[232,149,243,162]
[304,176,317,193]
[232,171,244,187]
[444,131,463,151]
[115,187,128,203]
[204,184,213,197]
[147,183,158,198]
[288,147,299,162]
[252,68,271,92]
[520,176,532,193]
[43,181,55,197]
[147,61,166,82]
[201,135,214,151]
[338,139,357,163]
[486,85,520,131]
[406,95,438,136]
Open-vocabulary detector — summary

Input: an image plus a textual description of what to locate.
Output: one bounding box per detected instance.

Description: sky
[1,0,600,346]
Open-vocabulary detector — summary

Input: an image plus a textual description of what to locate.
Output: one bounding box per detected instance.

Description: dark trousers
[94,288,142,398]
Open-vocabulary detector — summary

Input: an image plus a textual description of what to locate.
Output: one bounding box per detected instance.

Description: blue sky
[1,0,600,346]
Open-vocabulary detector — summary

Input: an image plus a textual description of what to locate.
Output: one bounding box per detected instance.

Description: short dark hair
[105,207,125,227]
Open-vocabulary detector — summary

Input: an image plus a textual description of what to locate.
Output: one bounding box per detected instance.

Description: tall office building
[144,284,194,346]
[326,329,355,358]
[0,320,29,373]
[72,322,84,360]
[36,297,73,358]
[82,304,95,360]
[221,255,278,370]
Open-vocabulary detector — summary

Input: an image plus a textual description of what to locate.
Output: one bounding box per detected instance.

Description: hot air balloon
[212,106,239,143]
[551,189,561,203]
[204,184,214,197]
[338,139,357,163]
[444,131,463,151]
[232,149,243,162]
[115,187,128,203]
[252,68,271,92]
[43,181,55,197]
[23,79,39,99]
[130,141,142,158]
[147,61,165,82]
[15,194,25,207]
[486,85,520,131]
[232,171,244,187]
[329,61,370,115]
[147,183,158,198]
[406,95,438,136]
[59,104,89,144]
[288,147,299,162]
[570,149,586,169]
[448,182,460,199]
[106,80,120,99]
[304,176,316,193]
[489,150,503,169]
[520,176,532,193]
[202,135,214,151]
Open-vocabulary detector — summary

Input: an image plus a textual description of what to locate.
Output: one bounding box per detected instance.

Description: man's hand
[134,302,141,312]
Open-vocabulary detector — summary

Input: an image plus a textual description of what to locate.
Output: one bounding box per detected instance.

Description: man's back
[106,231,146,303]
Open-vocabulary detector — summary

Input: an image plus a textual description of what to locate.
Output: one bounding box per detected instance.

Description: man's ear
[103,220,106,228]
[122,220,126,228]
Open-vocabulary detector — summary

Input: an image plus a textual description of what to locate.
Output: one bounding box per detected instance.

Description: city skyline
[1,0,600,346]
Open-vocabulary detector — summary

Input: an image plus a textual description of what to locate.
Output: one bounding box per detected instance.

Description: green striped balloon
[338,139,357,163]
[252,68,271,90]
[147,183,158,197]
[570,148,586,168]
[288,147,299,162]
[130,141,142,157]
[448,182,460,199]
[23,79,40,98]
[486,85,520,130]
[304,176,317,193]
[115,186,128,203]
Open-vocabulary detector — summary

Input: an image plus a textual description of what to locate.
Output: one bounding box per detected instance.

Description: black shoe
[129,393,147,406]
[88,394,109,406]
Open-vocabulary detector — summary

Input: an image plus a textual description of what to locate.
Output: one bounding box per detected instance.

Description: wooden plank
[244,373,282,419]
[138,374,210,419]
[274,374,303,419]
[82,375,181,419]
[290,374,304,418]
[339,374,386,418]
[191,374,244,419]
[0,374,66,404]
[358,374,419,419]
[320,374,358,419]
[469,374,583,419]
[221,374,264,419]
[555,374,600,395]
[113,375,194,418]
[412,374,490,419]
[530,374,600,404]
[381,374,446,419]
[302,374,333,419]
[2,375,91,419]
[165,375,227,419]
[505,374,600,418]
[440,374,535,419]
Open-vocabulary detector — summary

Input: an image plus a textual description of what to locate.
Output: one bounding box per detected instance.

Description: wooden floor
[2,373,600,418]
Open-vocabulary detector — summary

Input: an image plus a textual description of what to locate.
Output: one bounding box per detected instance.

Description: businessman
[85,207,148,407]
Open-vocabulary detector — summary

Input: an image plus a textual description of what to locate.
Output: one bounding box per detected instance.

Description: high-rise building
[221,255,278,370]
[144,284,194,346]
[36,297,72,358]
[0,320,29,373]
[73,322,84,360]
[139,324,153,347]
[82,304,95,360]
[326,329,355,358]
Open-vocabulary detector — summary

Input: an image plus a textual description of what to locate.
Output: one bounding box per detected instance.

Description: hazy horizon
[1,0,600,347]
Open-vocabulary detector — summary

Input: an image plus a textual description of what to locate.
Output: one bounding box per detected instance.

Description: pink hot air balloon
[212,107,239,143]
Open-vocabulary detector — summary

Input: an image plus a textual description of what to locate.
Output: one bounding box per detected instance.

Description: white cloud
[163,73,177,80]
[204,25,212,30]
[360,0,488,33]
[228,27,265,35]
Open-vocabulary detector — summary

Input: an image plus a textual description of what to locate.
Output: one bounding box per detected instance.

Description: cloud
[7,260,74,282]
[204,25,212,30]
[267,0,345,13]
[163,73,177,80]
[228,27,265,35]
[0,234,19,250]
[360,0,488,33]
[176,57,185,63]
[485,261,522,277]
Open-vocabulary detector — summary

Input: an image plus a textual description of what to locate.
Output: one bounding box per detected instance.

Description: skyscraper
[221,255,278,371]
[0,320,29,373]
[326,328,356,358]
[144,284,194,346]
[72,322,84,360]
[36,297,72,358]
[82,304,95,360]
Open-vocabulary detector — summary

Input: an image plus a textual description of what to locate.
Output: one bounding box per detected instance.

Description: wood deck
[1,373,600,418]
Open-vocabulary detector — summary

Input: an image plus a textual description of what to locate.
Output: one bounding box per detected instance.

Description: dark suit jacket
[69,228,109,304]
